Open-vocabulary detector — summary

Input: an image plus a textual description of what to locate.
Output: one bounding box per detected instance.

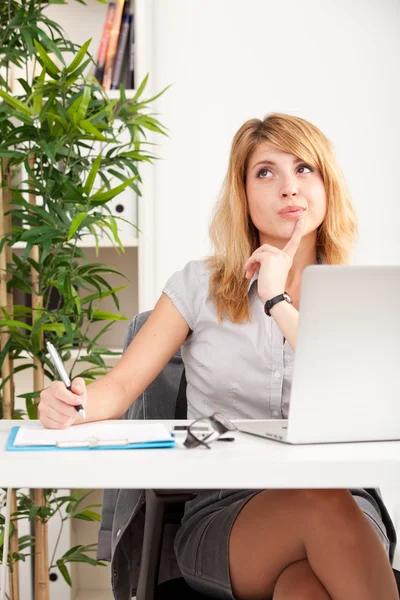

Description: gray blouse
[162,259,294,421]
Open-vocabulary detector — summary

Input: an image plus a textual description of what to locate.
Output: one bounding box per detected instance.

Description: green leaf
[92,311,128,322]
[72,510,101,522]
[65,39,92,74]
[20,226,58,241]
[39,140,57,164]
[78,120,107,141]
[17,78,32,95]
[103,215,122,248]
[65,554,100,566]
[0,90,32,117]
[28,506,40,520]
[91,176,137,203]
[83,152,102,196]
[119,151,152,163]
[20,28,35,56]
[66,95,83,124]
[0,149,27,158]
[62,545,82,558]
[33,40,60,76]
[0,522,15,548]
[0,336,12,370]
[80,285,127,305]
[131,83,171,108]
[71,286,82,316]
[132,73,149,102]
[65,59,92,87]
[76,84,91,123]
[25,398,37,420]
[18,391,41,400]
[119,84,126,104]
[40,323,67,334]
[0,319,32,331]
[68,213,88,240]
[33,67,46,115]
[56,561,72,587]
[59,315,74,343]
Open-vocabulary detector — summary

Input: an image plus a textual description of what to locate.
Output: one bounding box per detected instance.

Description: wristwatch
[264,292,293,317]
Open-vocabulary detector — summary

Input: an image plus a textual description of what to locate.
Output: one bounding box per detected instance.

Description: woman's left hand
[244,218,305,304]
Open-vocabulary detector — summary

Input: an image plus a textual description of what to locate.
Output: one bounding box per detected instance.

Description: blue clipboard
[6,426,176,452]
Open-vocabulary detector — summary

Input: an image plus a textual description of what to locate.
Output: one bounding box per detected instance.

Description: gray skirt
[174,488,396,600]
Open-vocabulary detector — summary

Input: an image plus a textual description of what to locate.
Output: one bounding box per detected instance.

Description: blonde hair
[206,112,358,324]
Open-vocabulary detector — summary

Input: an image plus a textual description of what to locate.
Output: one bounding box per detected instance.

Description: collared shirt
[162,259,295,420]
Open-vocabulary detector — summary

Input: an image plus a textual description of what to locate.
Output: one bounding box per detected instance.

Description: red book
[94,2,116,85]
[102,0,126,90]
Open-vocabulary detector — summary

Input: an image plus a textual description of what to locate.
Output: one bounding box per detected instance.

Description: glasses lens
[184,414,236,449]
[184,419,213,449]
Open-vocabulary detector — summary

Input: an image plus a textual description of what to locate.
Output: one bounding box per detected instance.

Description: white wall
[150,0,400,298]
[148,0,400,563]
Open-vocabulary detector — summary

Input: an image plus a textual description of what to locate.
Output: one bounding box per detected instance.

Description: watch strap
[264,292,292,317]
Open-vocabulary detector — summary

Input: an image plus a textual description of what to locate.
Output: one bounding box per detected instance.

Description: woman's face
[245,142,327,248]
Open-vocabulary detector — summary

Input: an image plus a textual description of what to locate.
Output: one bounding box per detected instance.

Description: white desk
[2,419,400,489]
[1,419,400,599]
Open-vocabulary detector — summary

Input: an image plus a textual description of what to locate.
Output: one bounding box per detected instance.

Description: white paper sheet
[13,422,173,447]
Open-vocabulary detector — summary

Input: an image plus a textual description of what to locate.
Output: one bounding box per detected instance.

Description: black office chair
[135,369,209,600]
[136,369,400,600]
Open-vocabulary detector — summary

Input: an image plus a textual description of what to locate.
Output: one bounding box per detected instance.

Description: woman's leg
[272,559,331,599]
[229,489,397,600]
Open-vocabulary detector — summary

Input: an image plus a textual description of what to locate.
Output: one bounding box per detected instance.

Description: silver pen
[46,341,86,420]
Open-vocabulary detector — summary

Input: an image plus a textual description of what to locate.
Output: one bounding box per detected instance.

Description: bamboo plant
[0,0,168,596]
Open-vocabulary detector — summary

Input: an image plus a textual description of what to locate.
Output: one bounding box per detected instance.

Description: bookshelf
[10,0,156,598]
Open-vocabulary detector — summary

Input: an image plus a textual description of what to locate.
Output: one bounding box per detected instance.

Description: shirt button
[116,529,121,537]
[274,370,281,379]
[273,410,280,417]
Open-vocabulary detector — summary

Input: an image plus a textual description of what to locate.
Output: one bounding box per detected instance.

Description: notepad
[7,422,175,451]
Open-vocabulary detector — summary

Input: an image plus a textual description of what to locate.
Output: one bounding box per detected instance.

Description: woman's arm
[39,293,190,428]
[268,301,299,351]
[82,293,190,422]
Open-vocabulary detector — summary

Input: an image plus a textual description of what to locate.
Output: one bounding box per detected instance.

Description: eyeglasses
[184,412,238,449]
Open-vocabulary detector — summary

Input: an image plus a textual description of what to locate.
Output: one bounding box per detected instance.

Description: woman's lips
[278,208,305,219]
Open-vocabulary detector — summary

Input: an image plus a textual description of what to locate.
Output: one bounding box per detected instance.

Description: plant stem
[49,509,64,570]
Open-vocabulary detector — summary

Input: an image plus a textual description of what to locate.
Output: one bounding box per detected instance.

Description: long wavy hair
[206,113,358,324]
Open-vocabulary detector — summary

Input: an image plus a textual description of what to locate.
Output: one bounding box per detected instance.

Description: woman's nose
[281,185,298,198]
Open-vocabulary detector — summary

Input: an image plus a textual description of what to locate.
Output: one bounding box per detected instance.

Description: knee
[298,489,362,540]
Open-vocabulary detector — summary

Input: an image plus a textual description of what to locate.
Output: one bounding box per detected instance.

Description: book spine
[102,0,126,91]
[94,2,116,85]
[128,10,135,89]
[110,13,132,90]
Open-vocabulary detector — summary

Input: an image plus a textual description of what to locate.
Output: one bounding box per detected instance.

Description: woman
[39,113,398,600]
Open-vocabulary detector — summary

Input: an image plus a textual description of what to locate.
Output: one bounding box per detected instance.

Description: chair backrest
[98,310,188,563]
[122,310,187,420]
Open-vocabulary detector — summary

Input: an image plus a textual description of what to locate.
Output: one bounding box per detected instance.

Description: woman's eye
[256,168,271,178]
[256,164,313,179]
[297,164,313,174]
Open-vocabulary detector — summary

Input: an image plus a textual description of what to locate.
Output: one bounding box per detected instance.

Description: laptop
[237,265,400,445]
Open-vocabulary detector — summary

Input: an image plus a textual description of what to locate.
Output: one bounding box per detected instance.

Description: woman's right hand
[38,377,87,429]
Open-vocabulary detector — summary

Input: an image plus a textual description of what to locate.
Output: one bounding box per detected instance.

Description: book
[110,6,132,90]
[7,422,175,451]
[102,0,126,90]
[128,8,135,89]
[94,1,116,85]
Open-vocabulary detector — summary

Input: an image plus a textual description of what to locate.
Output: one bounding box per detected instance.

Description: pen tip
[79,409,87,420]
